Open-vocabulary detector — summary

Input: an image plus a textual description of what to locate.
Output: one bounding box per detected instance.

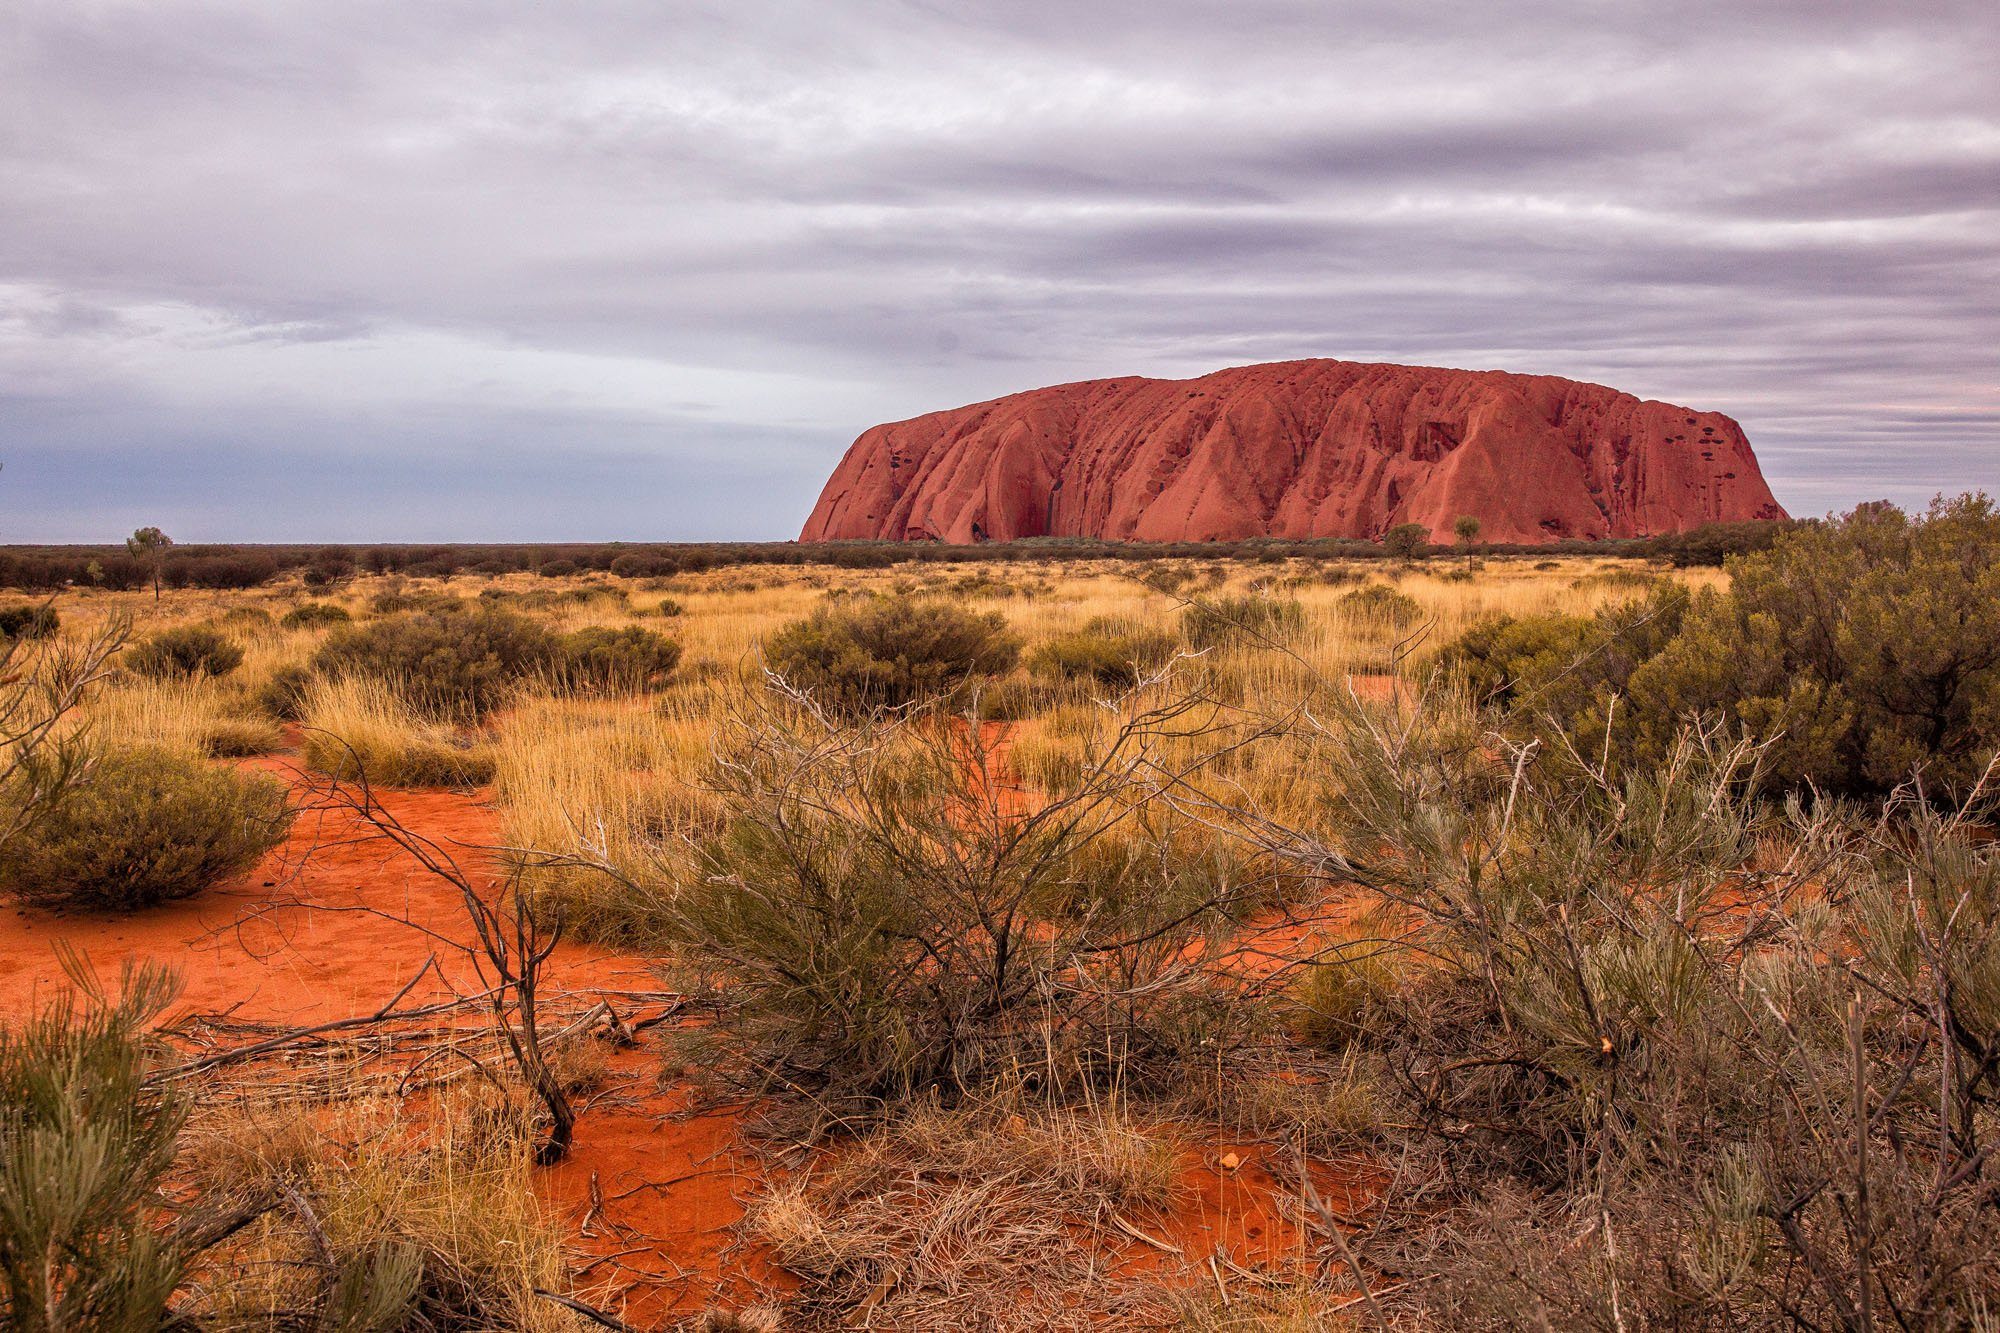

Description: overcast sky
[2,1,1995,542]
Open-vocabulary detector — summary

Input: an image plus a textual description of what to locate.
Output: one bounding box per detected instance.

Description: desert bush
[125,625,244,679]
[536,558,578,578]
[1180,593,1304,650]
[1028,616,1177,687]
[0,747,290,911]
[1624,494,2000,794]
[763,595,1021,713]
[547,625,681,694]
[655,597,685,617]
[1450,495,2000,796]
[656,689,1246,1103]
[0,959,188,1331]
[255,663,316,721]
[1336,582,1423,628]
[0,603,60,641]
[314,605,555,720]
[300,676,497,787]
[280,601,352,629]
[1231,683,2000,1328]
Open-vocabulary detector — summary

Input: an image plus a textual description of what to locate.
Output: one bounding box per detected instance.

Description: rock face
[800,359,1786,545]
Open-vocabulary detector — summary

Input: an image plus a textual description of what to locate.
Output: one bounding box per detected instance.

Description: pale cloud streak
[0,0,1994,539]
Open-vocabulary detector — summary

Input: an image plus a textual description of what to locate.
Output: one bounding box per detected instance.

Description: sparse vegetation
[7,509,1997,1326]
[279,601,351,629]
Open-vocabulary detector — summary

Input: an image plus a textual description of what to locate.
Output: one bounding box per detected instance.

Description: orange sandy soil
[0,748,1373,1326]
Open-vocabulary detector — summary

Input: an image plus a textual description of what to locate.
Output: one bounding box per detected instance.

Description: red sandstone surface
[801,358,1786,545]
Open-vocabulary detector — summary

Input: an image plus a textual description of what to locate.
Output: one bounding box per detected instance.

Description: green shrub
[313,606,555,720]
[0,959,188,1330]
[1438,584,1690,765]
[764,596,1021,712]
[256,663,316,720]
[1337,583,1423,627]
[0,748,291,911]
[0,604,60,641]
[1625,495,2000,794]
[280,601,352,629]
[1445,494,2000,796]
[537,559,578,578]
[124,625,244,679]
[549,626,682,694]
[1180,594,1305,650]
[655,598,685,618]
[1028,617,1178,687]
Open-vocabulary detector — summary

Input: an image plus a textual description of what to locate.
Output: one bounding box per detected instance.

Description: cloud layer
[3,0,1995,539]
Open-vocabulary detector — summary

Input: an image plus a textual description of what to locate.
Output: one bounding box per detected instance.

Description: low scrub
[1443,494,2000,795]
[764,595,1021,713]
[313,605,555,720]
[0,747,290,911]
[299,676,496,787]
[1028,616,1178,687]
[659,690,1249,1103]
[125,625,244,680]
[1180,593,1304,650]
[0,603,60,641]
[279,601,352,629]
[547,625,682,695]
[1336,582,1423,628]
[0,959,188,1328]
[1236,684,2000,1327]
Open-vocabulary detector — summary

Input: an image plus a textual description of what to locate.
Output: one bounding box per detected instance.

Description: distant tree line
[0,519,1796,591]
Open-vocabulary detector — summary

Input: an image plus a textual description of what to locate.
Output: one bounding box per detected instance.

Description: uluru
[800,359,1787,545]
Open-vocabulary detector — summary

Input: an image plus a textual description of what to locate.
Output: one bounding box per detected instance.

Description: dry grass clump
[299,676,497,787]
[182,1089,584,1332]
[750,1097,1177,1330]
[0,747,291,911]
[494,691,717,943]
[1027,615,1179,687]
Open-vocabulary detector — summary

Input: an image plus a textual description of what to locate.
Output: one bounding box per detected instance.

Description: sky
[2,0,1996,542]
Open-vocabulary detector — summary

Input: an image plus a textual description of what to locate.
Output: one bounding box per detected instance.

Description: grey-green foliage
[663,688,1244,1102]
[764,595,1022,713]
[1441,493,2000,797]
[1628,494,2000,794]
[1261,685,2000,1327]
[0,957,187,1332]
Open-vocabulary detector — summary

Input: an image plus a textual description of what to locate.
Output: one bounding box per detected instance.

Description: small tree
[125,527,173,604]
[1382,522,1429,559]
[1453,514,1481,549]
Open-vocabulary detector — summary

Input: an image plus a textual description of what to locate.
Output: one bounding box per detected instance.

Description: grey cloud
[1,0,1995,538]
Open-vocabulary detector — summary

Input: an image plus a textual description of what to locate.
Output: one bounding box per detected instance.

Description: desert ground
[4,508,1996,1329]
